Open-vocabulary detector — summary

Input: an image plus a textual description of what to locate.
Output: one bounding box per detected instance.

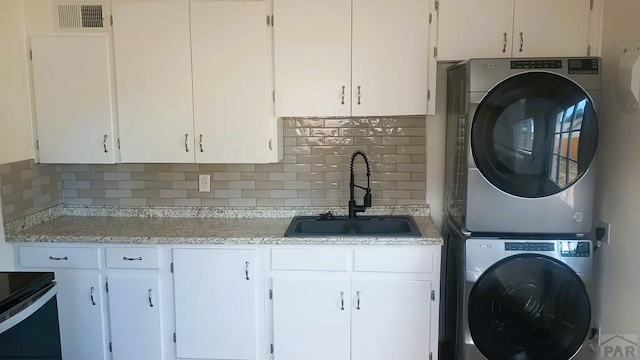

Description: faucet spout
[349,150,372,219]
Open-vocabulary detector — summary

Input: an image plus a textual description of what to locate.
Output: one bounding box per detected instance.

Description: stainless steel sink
[284,215,422,237]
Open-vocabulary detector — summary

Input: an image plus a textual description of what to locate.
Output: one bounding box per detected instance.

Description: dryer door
[471,72,598,198]
[468,254,591,360]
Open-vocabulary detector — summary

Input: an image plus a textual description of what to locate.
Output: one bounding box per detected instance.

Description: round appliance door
[468,254,591,360]
[471,72,598,198]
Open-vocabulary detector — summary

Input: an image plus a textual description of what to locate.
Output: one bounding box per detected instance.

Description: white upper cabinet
[273,0,352,117]
[112,2,195,163]
[274,0,431,117]
[513,0,591,57]
[351,0,429,116]
[191,1,272,163]
[438,0,594,61]
[31,36,117,164]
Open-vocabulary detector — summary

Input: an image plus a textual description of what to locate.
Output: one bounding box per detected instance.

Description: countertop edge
[8,234,443,246]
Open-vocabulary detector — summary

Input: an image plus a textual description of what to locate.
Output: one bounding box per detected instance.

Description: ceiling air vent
[54,2,106,31]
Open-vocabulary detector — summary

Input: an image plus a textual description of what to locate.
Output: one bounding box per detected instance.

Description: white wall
[593,0,640,355]
[0,0,34,164]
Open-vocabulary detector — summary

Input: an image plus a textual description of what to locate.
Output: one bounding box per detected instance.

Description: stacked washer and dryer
[441,58,601,360]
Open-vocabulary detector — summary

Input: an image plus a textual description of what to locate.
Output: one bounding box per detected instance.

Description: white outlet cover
[597,220,611,245]
[198,174,211,192]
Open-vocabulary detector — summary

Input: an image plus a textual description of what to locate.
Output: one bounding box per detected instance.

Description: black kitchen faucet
[348,150,372,218]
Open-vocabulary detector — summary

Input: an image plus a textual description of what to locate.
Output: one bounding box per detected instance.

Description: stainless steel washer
[444,58,600,234]
[457,233,593,360]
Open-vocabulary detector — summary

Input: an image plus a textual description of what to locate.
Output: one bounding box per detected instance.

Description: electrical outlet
[198,174,210,192]
[597,220,611,245]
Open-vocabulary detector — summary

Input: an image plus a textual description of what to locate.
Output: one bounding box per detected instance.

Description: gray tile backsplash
[1,117,426,222]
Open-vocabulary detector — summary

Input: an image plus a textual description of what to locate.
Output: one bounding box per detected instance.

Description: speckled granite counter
[5,205,443,246]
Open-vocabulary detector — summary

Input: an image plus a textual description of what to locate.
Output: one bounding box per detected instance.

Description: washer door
[471,72,598,198]
[468,254,591,360]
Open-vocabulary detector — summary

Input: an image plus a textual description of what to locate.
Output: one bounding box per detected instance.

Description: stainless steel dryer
[444,58,600,234]
[450,227,593,360]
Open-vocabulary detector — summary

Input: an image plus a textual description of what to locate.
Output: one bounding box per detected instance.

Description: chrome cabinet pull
[340,291,345,310]
[356,291,361,310]
[199,134,204,153]
[502,32,508,53]
[123,256,142,261]
[49,256,68,261]
[519,32,524,52]
[245,261,250,280]
[103,135,108,153]
[185,134,189,152]
[341,86,346,105]
[148,289,154,307]
[90,287,96,306]
[357,86,362,105]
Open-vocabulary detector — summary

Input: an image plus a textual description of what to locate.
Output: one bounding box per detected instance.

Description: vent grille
[55,3,105,30]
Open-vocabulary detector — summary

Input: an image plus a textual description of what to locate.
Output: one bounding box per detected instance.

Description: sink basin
[284,215,422,237]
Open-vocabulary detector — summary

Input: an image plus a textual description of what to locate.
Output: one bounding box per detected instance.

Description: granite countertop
[6,205,443,246]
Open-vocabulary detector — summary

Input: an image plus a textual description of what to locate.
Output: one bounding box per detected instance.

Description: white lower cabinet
[107,276,163,360]
[272,277,432,360]
[55,273,110,360]
[173,248,258,359]
[270,247,439,360]
[272,278,351,360]
[350,279,431,360]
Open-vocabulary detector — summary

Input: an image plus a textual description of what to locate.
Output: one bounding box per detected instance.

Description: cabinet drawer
[18,246,101,269]
[353,249,433,273]
[105,247,160,269]
[271,249,349,271]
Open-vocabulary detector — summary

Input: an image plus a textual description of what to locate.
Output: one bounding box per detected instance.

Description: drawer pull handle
[357,86,362,105]
[185,134,190,152]
[90,287,96,306]
[199,134,204,153]
[340,291,345,310]
[148,289,154,308]
[356,291,361,310]
[245,261,250,280]
[49,256,68,261]
[341,85,345,105]
[103,135,108,153]
[123,256,143,261]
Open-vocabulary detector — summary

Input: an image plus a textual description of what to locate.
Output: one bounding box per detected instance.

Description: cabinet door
[273,0,351,117]
[191,1,270,163]
[173,249,257,359]
[513,0,591,57]
[272,277,351,360]
[31,36,116,164]
[107,276,163,360]
[56,274,109,360]
[437,0,515,60]
[112,2,194,163]
[351,0,429,116]
[351,279,432,360]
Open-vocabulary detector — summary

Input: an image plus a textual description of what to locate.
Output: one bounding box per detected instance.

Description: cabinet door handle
[519,32,524,52]
[357,86,362,105]
[49,256,68,261]
[356,291,361,310]
[245,261,250,280]
[502,32,508,53]
[340,291,345,310]
[148,289,154,307]
[185,134,190,152]
[90,286,96,306]
[341,86,346,105]
[103,135,108,153]
[199,134,204,153]
[122,256,142,261]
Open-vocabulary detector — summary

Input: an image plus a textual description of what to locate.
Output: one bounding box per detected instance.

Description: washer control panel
[560,241,592,257]
[511,59,562,69]
[505,242,555,251]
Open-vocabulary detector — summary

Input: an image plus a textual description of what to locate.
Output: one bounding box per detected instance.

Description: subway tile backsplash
[1,117,426,222]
